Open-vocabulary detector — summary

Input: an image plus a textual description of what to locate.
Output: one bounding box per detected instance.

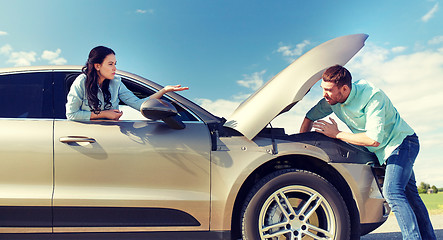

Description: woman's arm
[149,85,189,99]
[119,82,189,112]
[90,109,123,120]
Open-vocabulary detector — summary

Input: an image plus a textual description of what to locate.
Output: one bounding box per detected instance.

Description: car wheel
[241,169,350,240]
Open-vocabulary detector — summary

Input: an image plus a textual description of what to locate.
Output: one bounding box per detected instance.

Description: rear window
[0,72,52,119]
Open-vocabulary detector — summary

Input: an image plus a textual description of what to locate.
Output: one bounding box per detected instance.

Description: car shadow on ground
[361,229,443,240]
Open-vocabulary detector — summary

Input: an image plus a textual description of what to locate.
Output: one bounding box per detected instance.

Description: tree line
[418,182,439,194]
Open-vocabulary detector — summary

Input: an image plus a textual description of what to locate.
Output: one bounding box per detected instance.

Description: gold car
[0,34,389,240]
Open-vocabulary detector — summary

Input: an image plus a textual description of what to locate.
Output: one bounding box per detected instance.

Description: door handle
[59,136,96,143]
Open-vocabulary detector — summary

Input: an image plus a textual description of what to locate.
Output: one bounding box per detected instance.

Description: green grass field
[420,192,443,214]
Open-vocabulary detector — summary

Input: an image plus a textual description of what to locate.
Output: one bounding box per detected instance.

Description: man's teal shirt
[306,80,414,165]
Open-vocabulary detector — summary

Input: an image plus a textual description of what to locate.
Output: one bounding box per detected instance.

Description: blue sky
[1,0,442,187]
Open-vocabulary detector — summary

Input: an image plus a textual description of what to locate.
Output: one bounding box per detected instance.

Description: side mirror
[140,99,185,130]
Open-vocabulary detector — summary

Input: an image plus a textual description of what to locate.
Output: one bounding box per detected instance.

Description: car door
[52,72,211,233]
[0,71,53,233]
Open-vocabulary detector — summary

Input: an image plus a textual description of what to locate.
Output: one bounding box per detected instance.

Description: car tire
[241,169,350,240]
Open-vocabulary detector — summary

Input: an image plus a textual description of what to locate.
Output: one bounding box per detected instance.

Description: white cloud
[136,9,154,14]
[0,31,7,36]
[429,35,443,45]
[194,98,241,118]
[347,44,443,107]
[41,49,61,60]
[391,46,407,53]
[237,70,266,90]
[1,45,67,66]
[421,2,439,22]
[41,49,67,65]
[414,154,443,187]
[196,70,267,118]
[277,40,311,62]
[0,44,12,55]
[7,51,37,66]
[232,93,252,101]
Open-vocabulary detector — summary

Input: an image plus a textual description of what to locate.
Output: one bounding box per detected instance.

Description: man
[300,65,435,240]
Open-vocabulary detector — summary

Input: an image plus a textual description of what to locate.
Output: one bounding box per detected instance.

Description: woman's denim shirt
[66,74,148,120]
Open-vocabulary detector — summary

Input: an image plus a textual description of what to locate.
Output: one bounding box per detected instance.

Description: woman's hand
[150,84,189,99]
[163,85,189,93]
[104,109,123,120]
[91,109,123,120]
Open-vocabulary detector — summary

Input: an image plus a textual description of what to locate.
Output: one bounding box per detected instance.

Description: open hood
[223,34,368,140]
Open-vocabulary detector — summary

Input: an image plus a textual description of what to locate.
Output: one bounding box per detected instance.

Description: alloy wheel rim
[258,185,336,240]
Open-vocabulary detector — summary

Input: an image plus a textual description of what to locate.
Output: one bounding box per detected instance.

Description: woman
[66,46,188,120]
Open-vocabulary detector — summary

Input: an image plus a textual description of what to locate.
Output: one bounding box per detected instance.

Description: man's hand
[313,117,380,147]
[313,117,340,138]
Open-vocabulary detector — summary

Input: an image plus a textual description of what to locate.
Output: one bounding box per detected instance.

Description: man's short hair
[322,65,352,88]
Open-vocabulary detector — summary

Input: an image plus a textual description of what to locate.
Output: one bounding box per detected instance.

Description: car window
[120,77,198,122]
[0,72,52,119]
[57,72,198,121]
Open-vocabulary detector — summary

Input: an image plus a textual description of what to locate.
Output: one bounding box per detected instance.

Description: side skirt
[0,231,232,240]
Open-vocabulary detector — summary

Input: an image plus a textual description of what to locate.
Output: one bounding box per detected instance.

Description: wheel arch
[230,154,360,239]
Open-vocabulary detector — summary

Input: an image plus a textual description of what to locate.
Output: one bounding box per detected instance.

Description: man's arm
[300,117,314,133]
[300,99,333,133]
[314,118,380,147]
[335,131,380,147]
